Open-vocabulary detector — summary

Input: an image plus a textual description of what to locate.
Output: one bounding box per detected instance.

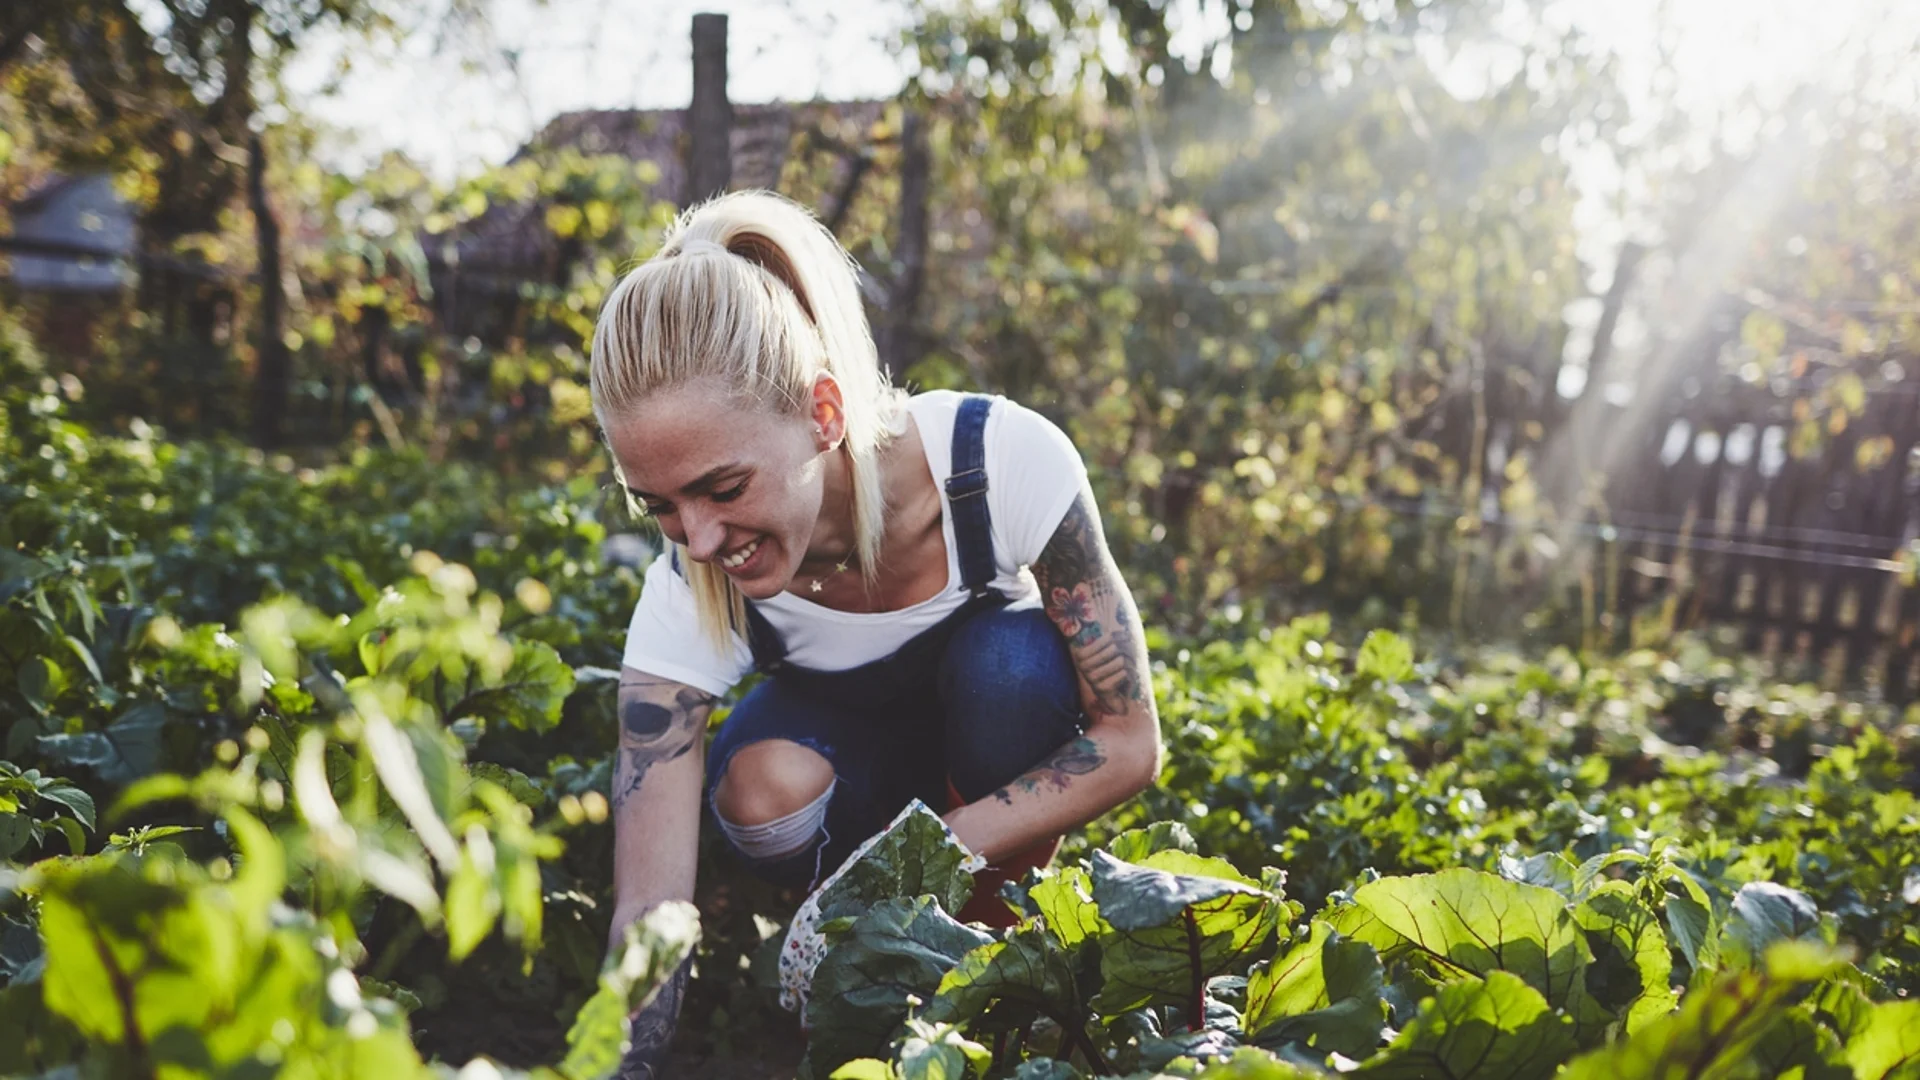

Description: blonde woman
[593,191,1161,1075]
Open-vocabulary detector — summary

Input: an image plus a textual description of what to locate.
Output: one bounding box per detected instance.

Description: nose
[679,505,728,563]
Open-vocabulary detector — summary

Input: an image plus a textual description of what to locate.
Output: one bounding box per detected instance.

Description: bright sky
[286,0,1912,183]
[284,0,917,179]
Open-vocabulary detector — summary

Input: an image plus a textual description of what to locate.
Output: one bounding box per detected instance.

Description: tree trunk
[248,130,289,447]
[685,13,731,208]
[879,108,930,373]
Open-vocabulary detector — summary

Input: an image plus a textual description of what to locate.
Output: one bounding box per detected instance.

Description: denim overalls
[701,394,1085,889]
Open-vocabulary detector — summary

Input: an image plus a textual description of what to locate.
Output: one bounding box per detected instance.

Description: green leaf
[359,703,461,872]
[558,901,700,1080]
[1752,1007,1851,1080]
[814,804,978,927]
[802,896,995,1080]
[1844,1000,1920,1080]
[35,781,96,829]
[38,855,233,1047]
[1009,1059,1081,1080]
[0,813,30,861]
[925,923,1080,1029]
[1721,881,1821,962]
[445,855,500,962]
[1350,869,1593,1011]
[1183,1048,1323,1078]
[1355,630,1415,683]
[897,1018,991,1080]
[1574,884,1677,1032]
[1497,852,1578,899]
[1030,865,1105,949]
[832,1061,899,1080]
[1557,944,1848,1080]
[1244,920,1386,1060]
[51,815,85,855]
[1353,971,1573,1080]
[1107,821,1199,863]
[1139,1028,1242,1069]
[1090,849,1263,932]
[34,701,169,784]
[1664,890,1714,974]
[1090,850,1281,1015]
[454,640,575,733]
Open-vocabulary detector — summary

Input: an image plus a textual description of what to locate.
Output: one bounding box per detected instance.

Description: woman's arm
[944,489,1162,863]
[607,668,714,1080]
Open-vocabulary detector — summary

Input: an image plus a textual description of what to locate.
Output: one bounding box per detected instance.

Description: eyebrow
[625,463,746,502]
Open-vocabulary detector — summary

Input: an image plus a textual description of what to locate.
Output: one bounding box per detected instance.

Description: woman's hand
[944,490,1162,862]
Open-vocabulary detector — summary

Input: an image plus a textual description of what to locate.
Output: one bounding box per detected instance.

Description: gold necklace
[809,558,852,593]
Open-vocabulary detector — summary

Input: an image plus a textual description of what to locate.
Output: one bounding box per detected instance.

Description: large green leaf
[802,896,995,1080]
[1091,850,1263,932]
[1089,850,1281,1016]
[1557,943,1849,1080]
[1350,869,1592,1011]
[452,639,575,733]
[1350,971,1574,1080]
[1721,881,1822,964]
[925,923,1080,1029]
[1752,1007,1851,1080]
[33,702,169,785]
[38,856,236,1046]
[1243,920,1386,1060]
[1106,821,1200,863]
[1030,865,1105,950]
[814,805,977,928]
[1574,883,1677,1033]
[1844,1000,1920,1080]
[1184,1048,1330,1079]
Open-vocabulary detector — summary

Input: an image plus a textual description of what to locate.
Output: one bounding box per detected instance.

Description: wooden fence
[1434,345,1920,699]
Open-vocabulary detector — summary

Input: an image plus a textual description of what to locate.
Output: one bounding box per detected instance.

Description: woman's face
[604,378,838,600]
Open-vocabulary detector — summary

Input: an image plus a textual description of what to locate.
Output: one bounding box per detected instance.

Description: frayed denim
[705,602,1083,889]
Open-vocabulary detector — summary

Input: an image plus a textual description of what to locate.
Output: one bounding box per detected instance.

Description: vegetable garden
[5,304,1919,1078]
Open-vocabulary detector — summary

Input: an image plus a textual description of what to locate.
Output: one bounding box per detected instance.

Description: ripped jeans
[703,602,1085,890]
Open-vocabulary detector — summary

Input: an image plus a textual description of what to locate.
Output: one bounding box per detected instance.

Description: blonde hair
[590,190,904,649]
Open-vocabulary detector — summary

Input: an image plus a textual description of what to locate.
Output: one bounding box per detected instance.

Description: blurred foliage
[3,0,1920,1069]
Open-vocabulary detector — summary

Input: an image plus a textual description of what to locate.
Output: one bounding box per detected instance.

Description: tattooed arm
[607,669,714,1080]
[944,490,1162,864]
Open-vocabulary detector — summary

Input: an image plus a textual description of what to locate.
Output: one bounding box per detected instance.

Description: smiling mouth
[719,537,762,569]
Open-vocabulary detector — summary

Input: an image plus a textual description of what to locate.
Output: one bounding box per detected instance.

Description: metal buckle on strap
[945,467,988,500]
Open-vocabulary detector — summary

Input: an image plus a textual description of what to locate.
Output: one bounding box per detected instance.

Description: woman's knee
[712,739,835,828]
[940,606,1084,800]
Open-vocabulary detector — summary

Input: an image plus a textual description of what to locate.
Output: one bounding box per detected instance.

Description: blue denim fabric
[705,603,1084,889]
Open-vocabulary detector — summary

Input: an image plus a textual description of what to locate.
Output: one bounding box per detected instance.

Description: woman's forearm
[944,723,1158,863]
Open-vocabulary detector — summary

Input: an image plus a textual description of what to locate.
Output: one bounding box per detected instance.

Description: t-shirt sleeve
[986,398,1091,567]
[621,553,754,697]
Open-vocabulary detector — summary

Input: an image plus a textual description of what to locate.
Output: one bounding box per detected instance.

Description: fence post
[687,13,732,208]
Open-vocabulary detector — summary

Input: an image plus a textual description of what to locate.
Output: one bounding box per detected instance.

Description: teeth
[720,538,760,569]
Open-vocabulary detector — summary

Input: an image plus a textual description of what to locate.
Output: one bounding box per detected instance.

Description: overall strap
[669,546,790,671]
[944,394,997,598]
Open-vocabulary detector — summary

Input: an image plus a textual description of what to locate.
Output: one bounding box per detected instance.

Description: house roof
[434,100,887,277]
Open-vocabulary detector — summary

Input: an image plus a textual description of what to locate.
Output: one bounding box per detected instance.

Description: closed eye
[711,479,749,503]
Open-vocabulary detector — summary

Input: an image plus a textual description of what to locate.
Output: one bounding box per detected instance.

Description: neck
[803,445,861,572]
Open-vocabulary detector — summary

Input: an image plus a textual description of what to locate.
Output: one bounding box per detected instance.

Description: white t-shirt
[620,391,1088,697]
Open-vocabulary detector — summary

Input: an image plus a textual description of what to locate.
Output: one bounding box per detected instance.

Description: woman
[591,191,1161,1076]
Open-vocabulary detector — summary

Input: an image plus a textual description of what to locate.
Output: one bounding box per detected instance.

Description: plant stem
[1185,907,1204,1033]
[93,928,154,1080]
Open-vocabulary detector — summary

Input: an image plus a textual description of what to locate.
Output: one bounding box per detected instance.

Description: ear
[808,372,846,452]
